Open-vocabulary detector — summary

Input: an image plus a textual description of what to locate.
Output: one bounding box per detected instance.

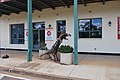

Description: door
[33,22,45,50]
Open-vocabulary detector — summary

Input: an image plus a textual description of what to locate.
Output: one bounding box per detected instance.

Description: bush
[58,45,73,53]
[40,46,48,50]
[40,42,48,50]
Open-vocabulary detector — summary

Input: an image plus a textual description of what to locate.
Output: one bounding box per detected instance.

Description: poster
[25,29,28,41]
[0,0,10,2]
[118,17,120,39]
[45,28,53,41]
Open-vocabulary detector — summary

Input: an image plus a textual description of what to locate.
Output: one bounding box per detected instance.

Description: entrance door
[33,22,45,50]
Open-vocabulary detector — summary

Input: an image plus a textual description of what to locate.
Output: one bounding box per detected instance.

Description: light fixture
[89,10,92,13]
[108,21,112,27]
[56,14,59,16]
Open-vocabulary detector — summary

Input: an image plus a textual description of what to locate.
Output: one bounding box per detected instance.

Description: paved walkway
[0,73,30,80]
[0,50,120,80]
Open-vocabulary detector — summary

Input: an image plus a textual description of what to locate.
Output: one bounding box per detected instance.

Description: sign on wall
[0,0,10,2]
[45,28,53,41]
[25,29,28,41]
[118,17,120,39]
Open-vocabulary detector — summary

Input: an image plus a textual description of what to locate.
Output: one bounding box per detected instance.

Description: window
[33,22,45,30]
[79,18,102,38]
[10,24,24,44]
[57,20,66,38]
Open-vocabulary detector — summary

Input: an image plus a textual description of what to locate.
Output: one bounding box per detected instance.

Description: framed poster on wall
[118,17,120,39]
[25,29,28,41]
[45,28,53,41]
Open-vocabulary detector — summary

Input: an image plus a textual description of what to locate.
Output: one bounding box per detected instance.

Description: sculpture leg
[39,53,46,57]
[54,50,58,61]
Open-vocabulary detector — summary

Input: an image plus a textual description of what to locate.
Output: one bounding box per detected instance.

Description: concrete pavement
[0,72,50,80]
[0,50,120,80]
[0,73,30,80]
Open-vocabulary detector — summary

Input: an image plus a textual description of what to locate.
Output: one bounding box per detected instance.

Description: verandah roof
[0,0,117,16]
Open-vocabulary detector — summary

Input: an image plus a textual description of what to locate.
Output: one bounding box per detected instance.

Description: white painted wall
[78,1,120,53]
[0,1,120,53]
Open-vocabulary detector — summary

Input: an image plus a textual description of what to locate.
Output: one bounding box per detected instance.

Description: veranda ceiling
[0,0,117,16]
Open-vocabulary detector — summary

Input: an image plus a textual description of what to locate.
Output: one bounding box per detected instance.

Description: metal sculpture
[39,32,71,61]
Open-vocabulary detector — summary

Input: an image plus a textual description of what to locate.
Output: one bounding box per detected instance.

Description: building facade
[0,1,120,54]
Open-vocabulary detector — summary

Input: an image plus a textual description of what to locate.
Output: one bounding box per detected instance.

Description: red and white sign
[118,17,120,39]
[25,29,28,41]
[0,0,10,2]
[47,31,51,36]
[45,28,53,41]
[26,32,28,36]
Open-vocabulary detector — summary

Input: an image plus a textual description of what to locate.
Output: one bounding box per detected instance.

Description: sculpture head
[59,32,71,41]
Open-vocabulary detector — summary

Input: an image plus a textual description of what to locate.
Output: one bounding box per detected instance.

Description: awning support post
[27,0,33,62]
[74,0,78,65]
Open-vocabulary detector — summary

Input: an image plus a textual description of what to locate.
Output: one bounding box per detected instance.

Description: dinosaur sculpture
[40,32,71,61]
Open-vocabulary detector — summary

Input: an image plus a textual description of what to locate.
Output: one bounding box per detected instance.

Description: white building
[0,0,120,54]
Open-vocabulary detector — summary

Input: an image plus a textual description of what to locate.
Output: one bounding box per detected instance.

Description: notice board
[118,17,120,39]
[45,28,53,41]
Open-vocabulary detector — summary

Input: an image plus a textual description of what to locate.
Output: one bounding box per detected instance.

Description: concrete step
[0,66,88,80]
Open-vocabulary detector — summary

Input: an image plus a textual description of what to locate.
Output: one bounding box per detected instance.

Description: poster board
[0,0,10,2]
[45,28,53,41]
[118,17,120,39]
[25,29,28,41]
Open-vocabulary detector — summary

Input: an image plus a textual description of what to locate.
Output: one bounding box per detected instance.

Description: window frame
[56,20,66,38]
[10,23,25,44]
[79,18,102,38]
[32,22,45,30]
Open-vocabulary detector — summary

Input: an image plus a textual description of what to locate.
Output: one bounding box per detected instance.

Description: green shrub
[40,42,48,50]
[40,46,48,50]
[58,45,73,53]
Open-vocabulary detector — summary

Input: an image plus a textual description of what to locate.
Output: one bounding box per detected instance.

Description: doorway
[33,22,45,50]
